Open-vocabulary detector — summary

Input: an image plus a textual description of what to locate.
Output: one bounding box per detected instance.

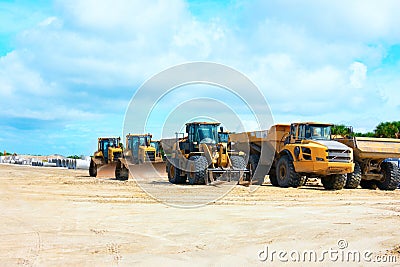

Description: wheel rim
[279,164,287,180]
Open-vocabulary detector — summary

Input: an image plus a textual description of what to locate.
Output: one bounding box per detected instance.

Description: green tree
[354,132,375,137]
[332,124,353,136]
[67,155,81,159]
[374,121,400,138]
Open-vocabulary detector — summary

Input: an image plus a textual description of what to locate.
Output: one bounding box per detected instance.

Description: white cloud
[245,0,400,42]
[349,62,367,89]
[0,51,53,97]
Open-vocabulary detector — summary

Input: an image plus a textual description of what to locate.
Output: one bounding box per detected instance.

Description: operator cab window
[139,137,147,147]
[289,124,297,143]
[298,125,306,140]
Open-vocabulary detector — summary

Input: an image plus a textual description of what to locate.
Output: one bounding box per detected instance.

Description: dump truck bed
[229,124,290,153]
[336,137,400,160]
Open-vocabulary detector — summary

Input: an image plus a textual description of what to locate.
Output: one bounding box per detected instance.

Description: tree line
[332,121,400,138]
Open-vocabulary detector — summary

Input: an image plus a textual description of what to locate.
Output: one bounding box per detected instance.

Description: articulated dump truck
[334,136,400,190]
[229,122,355,190]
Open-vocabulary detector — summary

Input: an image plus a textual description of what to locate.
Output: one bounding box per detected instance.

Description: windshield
[197,124,218,144]
[306,125,331,140]
[218,132,229,143]
[101,139,117,151]
[139,136,148,146]
[150,142,159,151]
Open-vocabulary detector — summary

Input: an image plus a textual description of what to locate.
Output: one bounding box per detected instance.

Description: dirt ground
[0,164,399,266]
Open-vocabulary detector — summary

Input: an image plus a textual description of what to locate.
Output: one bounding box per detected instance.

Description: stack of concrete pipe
[44,157,91,170]
[0,155,90,170]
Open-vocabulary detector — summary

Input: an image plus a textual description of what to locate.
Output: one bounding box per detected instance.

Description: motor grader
[334,128,400,190]
[115,134,157,180]
[164,122,248,185]
[89,137,123,177]
[229,122,355,190]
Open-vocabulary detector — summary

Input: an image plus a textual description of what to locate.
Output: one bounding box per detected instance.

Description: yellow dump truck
[115,134,157,180]
[230,122,354,190]
[334,136,400,190]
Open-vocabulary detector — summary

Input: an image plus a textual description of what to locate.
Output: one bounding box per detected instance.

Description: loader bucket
[127,161,167,181]
[95,162,118,178]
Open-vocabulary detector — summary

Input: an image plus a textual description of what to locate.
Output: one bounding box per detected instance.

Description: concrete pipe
[82,156,91,161]
[67,159,74,169]
[75,159,90,170]
[43,162,57,167]
[72,159,77,169]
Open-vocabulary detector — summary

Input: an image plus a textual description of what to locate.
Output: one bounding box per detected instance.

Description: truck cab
[288,123,332,143]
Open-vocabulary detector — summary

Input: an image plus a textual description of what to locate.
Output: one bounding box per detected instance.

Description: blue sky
[1,0,400,156]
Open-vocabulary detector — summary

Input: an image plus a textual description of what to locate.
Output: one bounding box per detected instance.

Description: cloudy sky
[1,0,399,156]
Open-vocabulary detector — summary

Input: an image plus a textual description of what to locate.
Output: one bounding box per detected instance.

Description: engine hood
[312,140,350,150]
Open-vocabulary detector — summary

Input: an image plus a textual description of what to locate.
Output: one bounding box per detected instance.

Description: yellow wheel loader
[334,128,400,190]
[164,122,248,185]
[89,137,123,177]
[230,122,355,190]
[115,134,157,180]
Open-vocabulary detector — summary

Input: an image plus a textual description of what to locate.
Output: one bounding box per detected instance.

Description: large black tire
[360,179,377,189]
[377,162,400,191]
[230,155,246,182]
[275,155,304,188]
[115,161,129,181]
[167,160,186,184]
[321,174,346,190]
[89,159,97,177]
[268,167,279,186]
[187,156,208,185]
[345,162,362,189]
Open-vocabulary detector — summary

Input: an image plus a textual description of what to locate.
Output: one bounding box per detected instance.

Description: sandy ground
[0,164,399,266]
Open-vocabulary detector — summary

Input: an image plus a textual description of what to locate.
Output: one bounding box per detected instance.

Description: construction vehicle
[89,137,123,177]
[164,122,248,185]
[334,130,400,190]
[115,134,157,180]
[230,122,355,190]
